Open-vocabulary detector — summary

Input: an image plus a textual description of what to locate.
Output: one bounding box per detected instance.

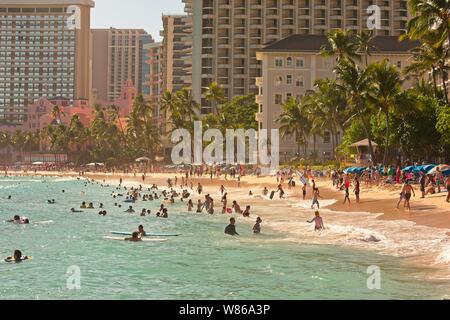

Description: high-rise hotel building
[0,0,94,124]
[161,14,192,93]
[183,0,410,113]
[91,28,151,103]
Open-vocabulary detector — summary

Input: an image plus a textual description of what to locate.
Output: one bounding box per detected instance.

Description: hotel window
[324,131,331,144]
[296,77,304,87]
[286,75,293,85]
[397,61,402,68]
[296,58,305,68]
[286,93,292,100]
[275,76,282,86]
[275,58,283,67]
[286,57,293,66]
[275,94,282,105]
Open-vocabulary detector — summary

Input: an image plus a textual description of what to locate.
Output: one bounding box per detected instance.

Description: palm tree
[368,60,416,164]
[51,105,64,124]
[303,79,347,159]
[320,29,360,63]
[356,30,377,66]
[334,59,375,162]
[407,0,450,45]
[175,88,200,123]
[205,81,226,115]
[276,97,311,157]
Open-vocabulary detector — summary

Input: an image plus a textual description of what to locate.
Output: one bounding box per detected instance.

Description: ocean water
[0,176,449,300]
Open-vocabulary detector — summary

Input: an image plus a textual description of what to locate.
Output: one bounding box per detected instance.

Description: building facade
[183,0,410,112]
[91,28,151,102]
[256,34,418,159]
[143,41,163,127]
[161,14,192,93]
[0,0,94,125]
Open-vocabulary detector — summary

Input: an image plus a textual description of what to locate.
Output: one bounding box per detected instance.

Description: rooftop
[260,34,420,54]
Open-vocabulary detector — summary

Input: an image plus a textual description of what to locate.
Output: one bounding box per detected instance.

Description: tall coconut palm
[205,81,226,115]
[276,97,311,157]
[368,60,416,164]
[356,30,377,66]
[407,0,450,45]
[334,59,375,162]
[320,29,360,62]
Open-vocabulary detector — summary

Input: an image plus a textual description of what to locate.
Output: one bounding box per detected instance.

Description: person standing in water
[253,217,262,234]
[307,211,325,231]
[311,188,321,209]
[225,218,239,236]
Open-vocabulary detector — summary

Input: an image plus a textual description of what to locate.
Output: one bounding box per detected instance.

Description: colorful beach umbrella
[402,166,416,172]
[427,164,450,174]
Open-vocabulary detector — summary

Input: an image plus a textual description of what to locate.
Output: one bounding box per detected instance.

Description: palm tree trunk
[383,111,390,165]
[432,67,438,98]
[441,70,449,105]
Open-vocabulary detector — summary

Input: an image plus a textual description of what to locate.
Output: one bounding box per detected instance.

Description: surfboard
[269,191,276,200]
[4,256,33,263]
[103,236,167,242]
[34,220,54,225]
[110,231,180,237]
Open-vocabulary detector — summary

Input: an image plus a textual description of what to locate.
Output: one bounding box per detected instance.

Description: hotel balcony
[255,77,263,87]
[255,95,263,105]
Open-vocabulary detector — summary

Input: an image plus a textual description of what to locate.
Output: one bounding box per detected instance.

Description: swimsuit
[405,193,412,201]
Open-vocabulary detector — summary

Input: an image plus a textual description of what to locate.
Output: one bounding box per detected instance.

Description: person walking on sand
[401,181,416,211]
[302,183,307,200]
[446,176,450,203]
[343,176,351,205]
[354,177,360,203]
[307,211,325,231]
[197,183,203,195]
[419,172,426,199]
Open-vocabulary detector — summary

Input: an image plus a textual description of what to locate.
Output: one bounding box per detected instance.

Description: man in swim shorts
[401,181,415,211]
[311,188,321,209]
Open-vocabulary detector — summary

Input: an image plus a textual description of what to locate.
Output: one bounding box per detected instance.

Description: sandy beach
[7,170,450,280]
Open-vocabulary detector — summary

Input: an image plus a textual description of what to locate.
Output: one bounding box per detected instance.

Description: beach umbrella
[343,167,355,174]
[427,164,450,174]
[420,164,437,173]
[32,161,44,165]
[86,162,104,166]
[135,156,151,162]
[442,169,450,176]
[402,166,416,172]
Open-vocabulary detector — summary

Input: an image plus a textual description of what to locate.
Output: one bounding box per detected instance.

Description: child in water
[253,217,262,234]
[307,211,325,231]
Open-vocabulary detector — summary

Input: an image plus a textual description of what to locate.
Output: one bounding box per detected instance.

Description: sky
[91,0,185,41]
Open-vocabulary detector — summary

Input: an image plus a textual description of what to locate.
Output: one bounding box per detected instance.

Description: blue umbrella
[422,164,437,173]
[402,166,416,172]
[354,167,366,174]
[443,169,450,176]
[343,167,355,174]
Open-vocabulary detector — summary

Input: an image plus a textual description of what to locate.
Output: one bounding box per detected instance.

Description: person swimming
[4,250,30,263]
[87,202,94,209]
[225,217,239,236]
[307,211,325,231]
[80,202,87,209]
[71,208,83,213]
[8,215,29,224]
[161,208,168,218]
[187,199,194,211]
[125,232,142,242]
[253,217,262,234]
[125,206,135,213]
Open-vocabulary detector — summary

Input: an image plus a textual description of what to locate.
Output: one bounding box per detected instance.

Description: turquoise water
[0,176,449,300]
